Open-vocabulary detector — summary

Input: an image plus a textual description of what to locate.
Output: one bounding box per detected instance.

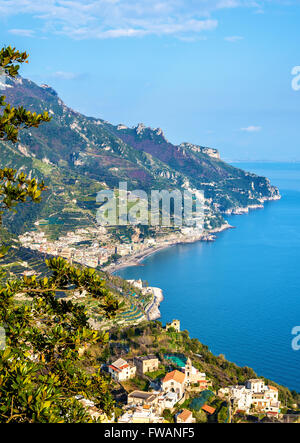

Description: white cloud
[88,19,218,39]
[8,28,35,37]
[0,1,283,40]
[241,126,262,132]
[224,35,244,42]
[52,71,80,80]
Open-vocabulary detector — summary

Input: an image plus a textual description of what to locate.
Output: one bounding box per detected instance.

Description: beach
[104,223,233,274]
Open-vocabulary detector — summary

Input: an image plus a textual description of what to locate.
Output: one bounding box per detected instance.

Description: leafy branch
[0,46,51,143]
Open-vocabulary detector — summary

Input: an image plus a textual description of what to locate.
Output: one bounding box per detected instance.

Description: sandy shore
[104,223,233,274]
[105,244,176,274]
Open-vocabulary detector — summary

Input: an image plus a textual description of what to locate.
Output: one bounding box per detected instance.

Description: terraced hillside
[0,239,150,329]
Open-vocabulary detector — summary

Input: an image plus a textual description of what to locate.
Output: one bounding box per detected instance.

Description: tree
[0,168,47,258]
[0,46,50,257]
[0,47,119,423]
[0,46,51,143]
[217,405,229,423]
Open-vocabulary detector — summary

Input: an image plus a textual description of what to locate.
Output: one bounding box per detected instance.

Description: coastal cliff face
[0,76,280,237]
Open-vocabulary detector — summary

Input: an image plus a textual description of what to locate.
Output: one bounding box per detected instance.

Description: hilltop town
[76,320,296,424]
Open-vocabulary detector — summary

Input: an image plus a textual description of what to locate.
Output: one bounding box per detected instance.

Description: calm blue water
[117,163,300,392]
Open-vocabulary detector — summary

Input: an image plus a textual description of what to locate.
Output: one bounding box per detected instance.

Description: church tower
[185,357,192,385]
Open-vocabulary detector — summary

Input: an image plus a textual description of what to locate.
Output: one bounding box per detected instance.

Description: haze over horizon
[1,0,300,161]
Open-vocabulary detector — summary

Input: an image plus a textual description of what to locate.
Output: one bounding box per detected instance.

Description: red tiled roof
[162,370,185,384]
[202,404,216,414]
[119,364,129,370]
[109,365,121,372]
[177,409,192,422]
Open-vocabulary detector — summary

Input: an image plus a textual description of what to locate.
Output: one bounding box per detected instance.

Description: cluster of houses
[106,352,282,423]
[18,226,165,269]
[19,228,115,268]
[218,379,281,416]
[19,222,207,272]
[19,227,157,269]
[107,354,210,424]
[76,318,282,424]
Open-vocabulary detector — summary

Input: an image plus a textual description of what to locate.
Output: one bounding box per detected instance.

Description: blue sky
[1,0,300,161]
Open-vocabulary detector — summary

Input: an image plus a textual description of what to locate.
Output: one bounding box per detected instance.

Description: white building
[118,407,164,424]
[246,379,266,393]
[219,379,281,416]
[184,358,208,388]
[127,279,144,290]
[108,358,136,382]
[157,391,179,412]
[161,370,186,400]
[230,386,253,413]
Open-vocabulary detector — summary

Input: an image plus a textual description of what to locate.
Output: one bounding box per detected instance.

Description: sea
[116,163,300,392]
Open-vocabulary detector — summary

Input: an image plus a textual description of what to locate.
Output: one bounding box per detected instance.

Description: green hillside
[0,76,280,239]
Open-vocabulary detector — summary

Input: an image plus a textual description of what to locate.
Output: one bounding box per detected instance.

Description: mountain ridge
[0,75,280,238]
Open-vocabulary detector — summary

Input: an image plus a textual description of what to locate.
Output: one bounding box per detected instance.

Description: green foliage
[0,168,46,223]
[129,376,149,392]
[145,367,166,380]
[0,45,49,253]
[0,46,28,77]
[0,167,47,261]
[162,408,174,423]
[0,46,51,143]
[0,256,119,422]
[217,404,229,423]
[0,96,51,143]
[193,409,208,423]
[0,46,119,423]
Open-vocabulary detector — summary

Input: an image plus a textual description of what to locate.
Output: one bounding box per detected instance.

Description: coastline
[104,223,232,275]
[106,194,282,275]
[145,287,164,321]
[106,244,176,274]
[113,189,297,392]
[104,195,281,322]
[104,224,233,322]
